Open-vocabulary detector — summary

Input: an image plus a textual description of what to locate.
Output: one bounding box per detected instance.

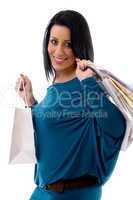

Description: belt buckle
[44,184,49,190]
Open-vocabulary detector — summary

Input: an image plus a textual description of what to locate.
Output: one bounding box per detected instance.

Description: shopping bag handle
[86,61,104,81]
[17,78,29,108]
[86,61,133,93]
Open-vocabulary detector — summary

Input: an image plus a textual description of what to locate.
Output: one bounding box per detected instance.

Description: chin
[53,67,68,72]
[52,63,70,71]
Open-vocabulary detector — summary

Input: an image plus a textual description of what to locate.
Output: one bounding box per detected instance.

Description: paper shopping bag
[104,77,133,150]
[9,77,37,164]
[86,61,133,151]
[101,77,133,150]
[8,106,37,164]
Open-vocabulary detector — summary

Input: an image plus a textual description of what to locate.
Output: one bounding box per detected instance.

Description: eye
[50,39,57,45]
[65,42,72,48]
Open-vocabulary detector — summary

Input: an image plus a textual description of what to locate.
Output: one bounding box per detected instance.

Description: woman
[15,10,126,200]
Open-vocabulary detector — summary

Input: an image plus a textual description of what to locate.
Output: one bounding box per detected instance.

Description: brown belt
[44,175,98,192]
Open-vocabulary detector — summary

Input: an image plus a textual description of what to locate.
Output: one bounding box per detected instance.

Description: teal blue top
[31,76,126,188]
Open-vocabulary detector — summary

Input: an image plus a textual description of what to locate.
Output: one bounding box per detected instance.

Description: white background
[0,0,133,199]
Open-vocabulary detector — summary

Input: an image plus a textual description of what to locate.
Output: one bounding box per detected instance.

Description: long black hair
[43,10,94,82]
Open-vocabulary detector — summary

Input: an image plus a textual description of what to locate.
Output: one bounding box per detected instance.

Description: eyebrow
[50,36,71,42]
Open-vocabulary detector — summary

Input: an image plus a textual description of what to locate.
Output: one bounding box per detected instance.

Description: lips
[54,57,67,64]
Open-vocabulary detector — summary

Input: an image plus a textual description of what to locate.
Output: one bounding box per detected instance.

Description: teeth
[54,58,65,62]
[55,58,64,61]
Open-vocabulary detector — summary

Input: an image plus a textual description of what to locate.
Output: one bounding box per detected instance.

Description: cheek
[66,50,75,61]
[47,44,54,56]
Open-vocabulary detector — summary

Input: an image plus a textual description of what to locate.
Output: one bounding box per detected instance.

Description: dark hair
[43,10,94,82]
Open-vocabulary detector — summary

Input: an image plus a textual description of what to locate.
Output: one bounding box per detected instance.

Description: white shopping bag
[8,79,37,164]
[101,77,133,151]
[86,61,133,151]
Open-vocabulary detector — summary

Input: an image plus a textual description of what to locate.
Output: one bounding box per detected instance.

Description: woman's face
[47,25,76,72]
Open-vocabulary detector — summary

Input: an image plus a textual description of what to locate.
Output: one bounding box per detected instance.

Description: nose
[54,44,65,57]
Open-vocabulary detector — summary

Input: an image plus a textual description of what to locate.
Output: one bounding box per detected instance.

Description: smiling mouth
[54,57,67,64]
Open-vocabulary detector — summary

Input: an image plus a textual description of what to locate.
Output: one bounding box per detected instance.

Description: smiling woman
[47,25,76,78]
[15,9,126,200]
[43,10,94,84]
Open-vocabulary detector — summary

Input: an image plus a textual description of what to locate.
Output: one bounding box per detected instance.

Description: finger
[19,88,24,91]
[17,77,22,82]
[18,80,24,90]
[80,63,89,71]
[19,75,29,86]
[20,74,28,81]
[21,75,31,83]
[16,79,24,91]
[19,76,25,83]
[24,75,31,82]
[80,66,86,71]
[79,62,86,68]
[14,84,23,92]
[75,58,80,62]
[20,73,25,77]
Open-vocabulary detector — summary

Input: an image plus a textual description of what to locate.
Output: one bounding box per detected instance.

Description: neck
[53,66,76,83]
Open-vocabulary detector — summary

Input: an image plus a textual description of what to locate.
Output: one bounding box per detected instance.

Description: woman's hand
[15,74,36,106]
[75,58,96,81]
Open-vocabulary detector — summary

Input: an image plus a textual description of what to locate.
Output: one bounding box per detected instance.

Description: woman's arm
[25,95,38,108]
[80,76,126,138]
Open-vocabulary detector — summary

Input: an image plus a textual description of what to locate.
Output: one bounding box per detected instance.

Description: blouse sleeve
[31,99,38,109]
[80,76,126,139]
[80,76,127,185]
